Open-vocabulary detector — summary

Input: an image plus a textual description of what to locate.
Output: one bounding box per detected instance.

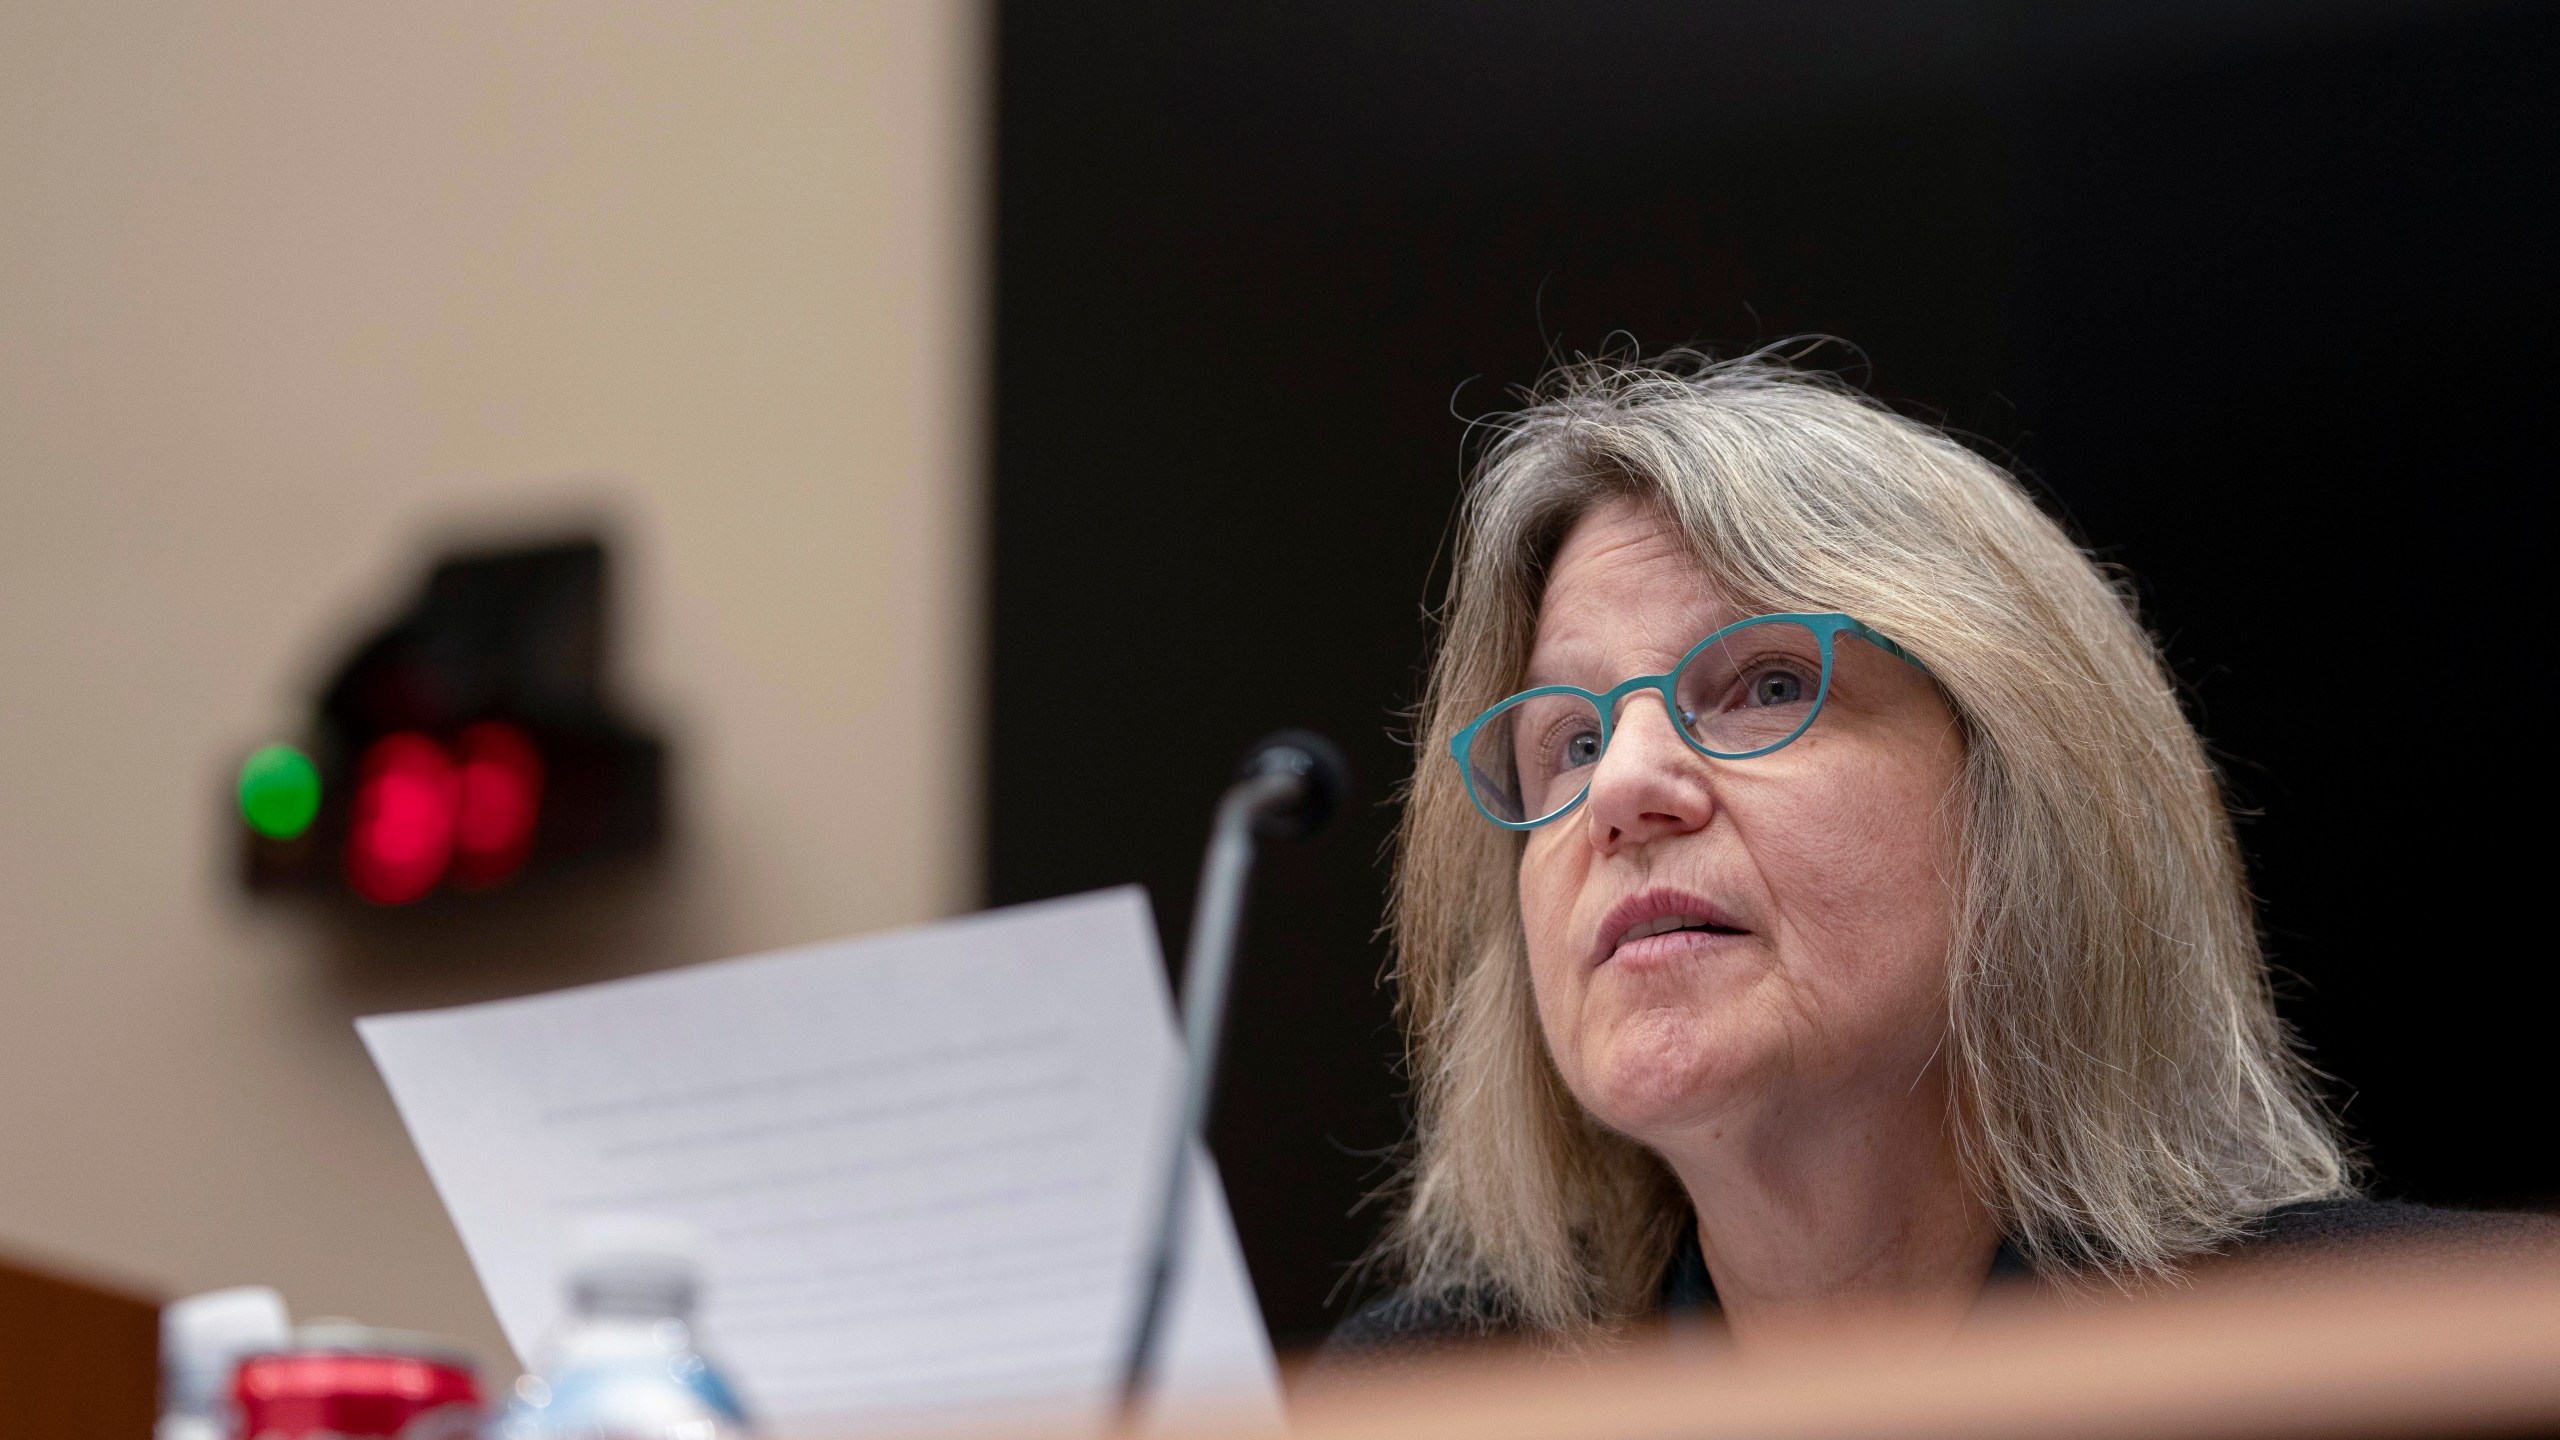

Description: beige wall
[0,1,984,1372]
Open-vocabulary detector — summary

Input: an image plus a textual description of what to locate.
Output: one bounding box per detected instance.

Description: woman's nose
[1583,695,1714,850]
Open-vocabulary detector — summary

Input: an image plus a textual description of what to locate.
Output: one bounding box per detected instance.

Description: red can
[234,1326,484,1440]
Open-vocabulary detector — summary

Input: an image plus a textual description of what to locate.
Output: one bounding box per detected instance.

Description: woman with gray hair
[1335,347,2550,1354]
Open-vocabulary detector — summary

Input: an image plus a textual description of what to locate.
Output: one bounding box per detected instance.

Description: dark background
[989,0,2558,1350]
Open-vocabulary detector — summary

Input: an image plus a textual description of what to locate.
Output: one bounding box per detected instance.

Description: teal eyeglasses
[1449,612,1927,829]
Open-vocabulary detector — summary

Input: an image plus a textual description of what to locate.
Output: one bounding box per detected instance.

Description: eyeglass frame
[1447,611,1930,831]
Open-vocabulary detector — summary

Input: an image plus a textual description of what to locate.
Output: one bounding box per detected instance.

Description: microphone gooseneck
[1115,731,1350,1427]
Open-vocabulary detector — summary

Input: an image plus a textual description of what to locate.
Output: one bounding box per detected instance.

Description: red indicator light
[346,733,458,905]
[453,722,543,888]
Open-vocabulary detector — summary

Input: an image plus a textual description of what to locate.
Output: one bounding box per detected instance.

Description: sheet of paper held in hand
[358,887,1282,1438]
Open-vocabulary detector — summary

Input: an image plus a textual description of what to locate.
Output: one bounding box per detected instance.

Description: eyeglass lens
[1465,619,1828,825]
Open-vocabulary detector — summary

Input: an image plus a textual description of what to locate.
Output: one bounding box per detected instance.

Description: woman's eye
[1746,667,1810,707]
[1560,729,1603,769]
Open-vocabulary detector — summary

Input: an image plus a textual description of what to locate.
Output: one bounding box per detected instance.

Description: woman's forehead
[1526,504,1738,683]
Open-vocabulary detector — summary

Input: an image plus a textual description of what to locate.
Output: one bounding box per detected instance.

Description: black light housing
[237,535,667,904]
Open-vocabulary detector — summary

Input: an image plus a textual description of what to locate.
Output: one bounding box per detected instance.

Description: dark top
[1323,1198,2560,1361]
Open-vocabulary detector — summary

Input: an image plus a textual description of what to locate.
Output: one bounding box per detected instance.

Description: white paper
[358,888,1282,1438]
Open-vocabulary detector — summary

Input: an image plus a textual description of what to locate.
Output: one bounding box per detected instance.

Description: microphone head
[1236,729,1351,841]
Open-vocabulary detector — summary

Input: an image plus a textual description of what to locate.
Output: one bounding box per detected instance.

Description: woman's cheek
[1517,841,1590,1074]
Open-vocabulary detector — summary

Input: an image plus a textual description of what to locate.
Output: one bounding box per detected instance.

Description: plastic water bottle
[499,1215,754,1440]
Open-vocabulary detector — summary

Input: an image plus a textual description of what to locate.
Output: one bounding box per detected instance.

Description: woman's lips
[1592,887,1752,967]
[1607,926,1748,969]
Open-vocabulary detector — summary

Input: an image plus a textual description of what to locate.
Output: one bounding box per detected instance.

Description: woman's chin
[1579,1010,1761,1138]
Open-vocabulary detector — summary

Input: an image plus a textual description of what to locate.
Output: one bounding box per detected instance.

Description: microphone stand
[1114,734,1344,1430]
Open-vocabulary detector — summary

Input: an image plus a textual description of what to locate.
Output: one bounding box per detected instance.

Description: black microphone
[1115,730,1350,1425]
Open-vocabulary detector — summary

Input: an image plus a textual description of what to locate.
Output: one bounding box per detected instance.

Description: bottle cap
[564,1213,707,1317]
[162,1286,291,1417]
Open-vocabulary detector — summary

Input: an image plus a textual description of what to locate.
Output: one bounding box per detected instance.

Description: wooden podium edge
[1258,1254,2560,1440]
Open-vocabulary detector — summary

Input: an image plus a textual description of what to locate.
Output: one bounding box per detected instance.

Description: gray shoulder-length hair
[1382,347,2350,1334]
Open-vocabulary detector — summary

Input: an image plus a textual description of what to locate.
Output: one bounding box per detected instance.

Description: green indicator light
[239,743,322,840]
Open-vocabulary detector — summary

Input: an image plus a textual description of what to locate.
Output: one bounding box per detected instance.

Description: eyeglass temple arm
[1843,618,1930,674]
